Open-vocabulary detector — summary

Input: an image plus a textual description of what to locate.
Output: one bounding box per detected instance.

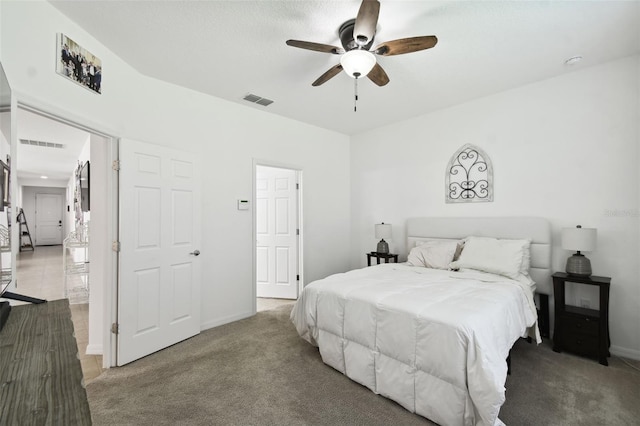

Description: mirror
[0,62,12,294]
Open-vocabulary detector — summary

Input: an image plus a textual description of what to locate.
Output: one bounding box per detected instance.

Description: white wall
[11,0,636,362]
[0,1,351,338]
[350,55,640,359]
[20,177,70,188]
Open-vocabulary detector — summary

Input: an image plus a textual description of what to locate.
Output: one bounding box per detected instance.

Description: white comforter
[290,264,540,426]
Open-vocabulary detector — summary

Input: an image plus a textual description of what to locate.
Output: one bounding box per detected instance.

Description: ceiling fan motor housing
[339,19,374,51]
[285,0,437,88]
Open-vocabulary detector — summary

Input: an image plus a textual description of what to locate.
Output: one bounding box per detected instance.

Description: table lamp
[561,225,597,277]
[375,223,392,254]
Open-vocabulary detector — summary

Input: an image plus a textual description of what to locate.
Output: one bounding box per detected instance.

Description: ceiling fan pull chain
[354,72,361,112]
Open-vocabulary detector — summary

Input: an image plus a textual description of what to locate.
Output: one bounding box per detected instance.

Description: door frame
[252,159,303,313]
[14,95,119,368]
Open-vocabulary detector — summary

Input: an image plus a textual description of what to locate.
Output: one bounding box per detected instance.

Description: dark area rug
[0,300,91,425]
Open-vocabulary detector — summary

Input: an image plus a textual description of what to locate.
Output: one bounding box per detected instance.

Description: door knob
[189,250,200,256]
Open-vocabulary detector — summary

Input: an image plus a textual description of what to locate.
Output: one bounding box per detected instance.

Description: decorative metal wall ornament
[446,143,493,203]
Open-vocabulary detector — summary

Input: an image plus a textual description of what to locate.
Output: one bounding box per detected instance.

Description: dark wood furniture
[552,272,611,366]
[0,300,91,424]
[536,293,550,338]
[366,252,398,266]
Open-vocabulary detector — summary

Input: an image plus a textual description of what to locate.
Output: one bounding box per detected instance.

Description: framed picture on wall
[56,33,102,94]
[0,160,7,211]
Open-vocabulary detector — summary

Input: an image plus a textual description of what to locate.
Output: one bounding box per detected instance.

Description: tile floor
[5,245,103,383]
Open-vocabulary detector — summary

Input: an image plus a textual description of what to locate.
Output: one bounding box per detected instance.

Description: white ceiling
[15,0,640,183]
[45,0,639,136]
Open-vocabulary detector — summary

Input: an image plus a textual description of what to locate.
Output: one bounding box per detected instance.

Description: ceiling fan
[286,0,438,88]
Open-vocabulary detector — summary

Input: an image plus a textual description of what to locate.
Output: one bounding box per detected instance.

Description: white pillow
[407,240,459,269]
[449,236,532,283]
[521,245,531,276]
[416,239,465,261]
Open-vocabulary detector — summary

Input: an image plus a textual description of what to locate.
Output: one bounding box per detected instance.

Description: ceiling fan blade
[286,40,344,55]
[353,0,380,47]
[312,64,344,86]
[367,63,389,87]
[374,36,438,56]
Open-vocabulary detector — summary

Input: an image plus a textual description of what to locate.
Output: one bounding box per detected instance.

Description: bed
[290,217,551,426]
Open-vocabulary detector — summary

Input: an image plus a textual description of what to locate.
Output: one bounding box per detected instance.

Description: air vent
[243,93,274,107]
[243,94,261,103]
[255,98,273,107]
[20,139,65,149]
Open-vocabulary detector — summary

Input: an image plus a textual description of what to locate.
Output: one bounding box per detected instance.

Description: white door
[35,193,63,245]
[118,138,201,366]
[256,166,298,299]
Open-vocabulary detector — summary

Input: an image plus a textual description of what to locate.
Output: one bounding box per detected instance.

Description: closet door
[256,165,298,300]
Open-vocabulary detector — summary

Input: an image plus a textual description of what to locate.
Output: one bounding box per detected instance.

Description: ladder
[17,208,34,252]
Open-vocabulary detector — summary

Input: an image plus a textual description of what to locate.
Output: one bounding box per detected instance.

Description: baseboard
[610,345,640,361]
[85,343,103,355]
[200,310,254,332]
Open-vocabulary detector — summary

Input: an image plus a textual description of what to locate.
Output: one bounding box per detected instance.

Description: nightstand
[366,252,398,266]
[552,272,611,366]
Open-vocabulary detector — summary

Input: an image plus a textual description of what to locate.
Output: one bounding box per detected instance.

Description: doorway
[255,164,301,311]
[14,107,90,303]
[13,103,116,369]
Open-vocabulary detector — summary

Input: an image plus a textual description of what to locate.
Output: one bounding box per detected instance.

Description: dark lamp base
[376,239,389,254]
[565,253,592,277]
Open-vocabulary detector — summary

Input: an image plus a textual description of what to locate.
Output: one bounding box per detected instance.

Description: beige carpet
[87,305,640,425]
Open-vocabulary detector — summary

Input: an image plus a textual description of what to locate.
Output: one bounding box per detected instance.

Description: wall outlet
[580,298,590,308]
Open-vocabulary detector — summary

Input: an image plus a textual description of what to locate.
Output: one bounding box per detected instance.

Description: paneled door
[256,165,298,299]
[35,193,63,245]
[118,138,201,365]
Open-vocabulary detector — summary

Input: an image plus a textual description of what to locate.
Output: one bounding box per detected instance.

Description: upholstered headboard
[406,217,552,294]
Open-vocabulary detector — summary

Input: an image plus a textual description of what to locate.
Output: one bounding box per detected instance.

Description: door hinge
[111,322,119,335]
[296,229,299,235]
[112,160,120,171]
[296,274,300,281]
[296,183,299,190]
[112,241,121,252]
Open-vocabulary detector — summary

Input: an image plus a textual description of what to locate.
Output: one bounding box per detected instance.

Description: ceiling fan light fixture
[340,50,376,78]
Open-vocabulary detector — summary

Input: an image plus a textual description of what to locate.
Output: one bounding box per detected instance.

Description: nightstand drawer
[560,332,599,357]
[561,313,599,336]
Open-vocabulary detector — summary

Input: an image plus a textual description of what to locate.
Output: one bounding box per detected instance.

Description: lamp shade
[375,223,392,240]
[340,50,376,78]
[561,226,597,252]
